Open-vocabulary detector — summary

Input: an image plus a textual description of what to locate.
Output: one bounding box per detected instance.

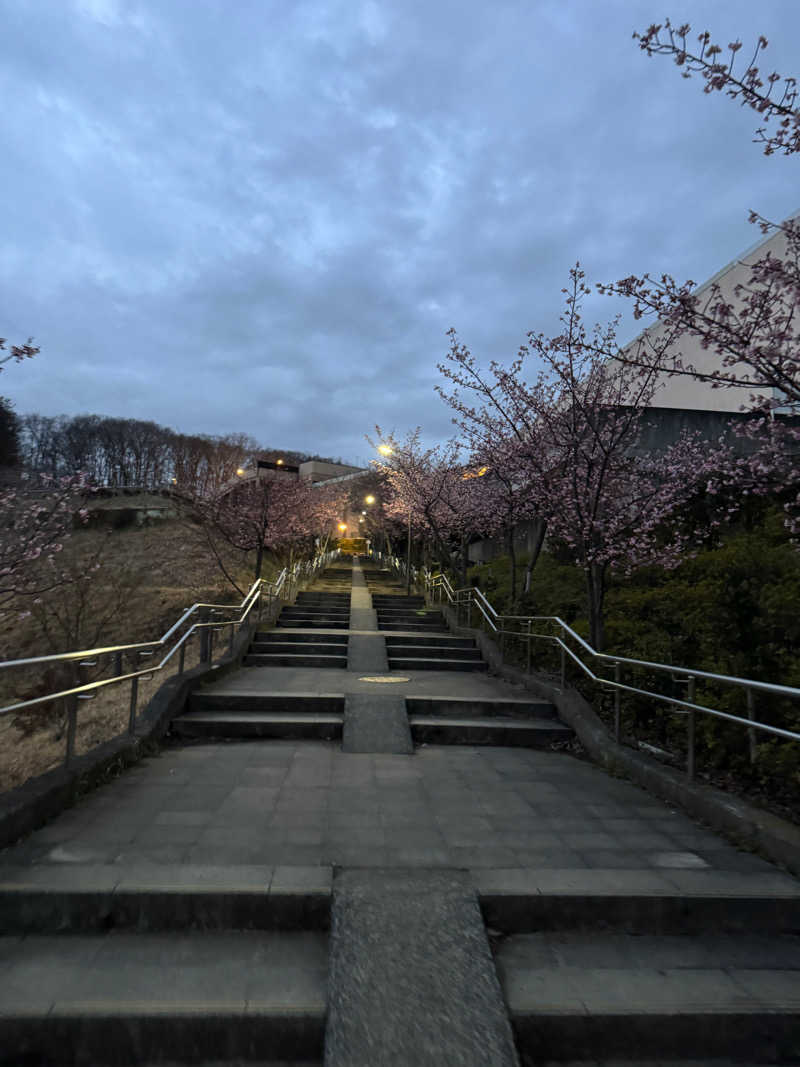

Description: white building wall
[616,217,795,413]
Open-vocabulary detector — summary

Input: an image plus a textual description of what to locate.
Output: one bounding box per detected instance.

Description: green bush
[466,506,800,817]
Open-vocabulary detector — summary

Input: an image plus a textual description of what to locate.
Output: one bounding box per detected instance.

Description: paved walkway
[0,740,787,875]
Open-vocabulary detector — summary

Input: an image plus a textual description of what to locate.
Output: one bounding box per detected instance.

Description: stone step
[295,594,350,601]
[250,641,349,655]
[474,868,800,934]
[410,716,569,745]
[244,653,349,668]
[376,612,445,622]
[389,657,488,672]
[371,597,426,605]
[388,635,476,648]
[254,632,349,644]
[0,929,327,1064]
[0,865,332,933]
[188,693,345,715]
[406,697,558,720]
[172,710,343,740]
[495,929,800,1062]
[279,609,351,619]
[378,623,452,633]
[386,643,482,660]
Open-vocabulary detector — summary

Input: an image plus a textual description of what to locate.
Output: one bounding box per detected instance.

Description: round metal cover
[358,676,410,683]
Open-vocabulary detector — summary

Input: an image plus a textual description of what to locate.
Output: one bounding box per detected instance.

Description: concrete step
[474,868,800,935]
[254,632,349,645]
[172,710,343,740]
[495,929,800,1063]
[244,653,349,668]
[250,641,348,655]
[378,623,452,634]
[389,657,488,672]
[279,609,351,619]
[410,716,569,745]
[277,619,349,629]
[406,697,558,720]
[388,635,476,648]
[386,642,482,660]
[371,597,426,606]
[375,607,440,616]
[0,865,333,933]
[0,929,327,1065]
[188,693,345,715]
[295,594,350,602]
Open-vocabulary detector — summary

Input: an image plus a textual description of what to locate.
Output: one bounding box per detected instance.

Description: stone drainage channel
[0,559,797,1065]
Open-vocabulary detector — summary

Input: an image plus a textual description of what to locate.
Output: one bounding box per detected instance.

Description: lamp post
[376,446,413,593]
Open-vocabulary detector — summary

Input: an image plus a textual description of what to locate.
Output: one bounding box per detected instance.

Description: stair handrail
[0,547,338,764]
[384,556,800,776]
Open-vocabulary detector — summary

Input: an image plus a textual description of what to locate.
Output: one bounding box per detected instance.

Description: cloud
[2,0,799,461]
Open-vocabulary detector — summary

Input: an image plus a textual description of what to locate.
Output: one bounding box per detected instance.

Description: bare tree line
[16,413,324,495]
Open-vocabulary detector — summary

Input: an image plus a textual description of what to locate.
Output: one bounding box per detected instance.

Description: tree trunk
[523,516,547,596]
[586,560,607,652]
[458,533,468,588]
[507,525,517,605]
[254,543,264,581]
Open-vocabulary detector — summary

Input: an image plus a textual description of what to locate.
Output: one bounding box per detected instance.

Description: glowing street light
[338,523,347,533]
[236,468,246,477]
[462,465,489,480]
[364,494,376,505]
[276,459,283,465]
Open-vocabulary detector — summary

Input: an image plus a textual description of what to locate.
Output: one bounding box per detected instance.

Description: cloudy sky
[2,0,798,465]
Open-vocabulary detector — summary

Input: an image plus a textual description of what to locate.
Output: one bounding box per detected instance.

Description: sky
[1,0,798,466]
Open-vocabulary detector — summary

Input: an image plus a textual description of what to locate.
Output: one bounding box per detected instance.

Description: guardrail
[372,551,800,780]
[0,549,339,766]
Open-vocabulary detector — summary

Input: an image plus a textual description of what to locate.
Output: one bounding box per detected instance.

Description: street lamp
[338,523,347,534]
[364,494,376,505]
[375,443,412,594]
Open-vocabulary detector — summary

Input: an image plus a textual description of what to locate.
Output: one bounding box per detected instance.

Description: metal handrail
[0,548,339,764]
[373,553,800,778]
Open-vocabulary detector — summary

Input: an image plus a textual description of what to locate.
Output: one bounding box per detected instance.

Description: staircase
[4,555,798,1064]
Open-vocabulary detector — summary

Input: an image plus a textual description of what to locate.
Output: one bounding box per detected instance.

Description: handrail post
[526,619,532,674]
[178,639,186,675]
[560,631,566,690]
[500,618,506,661]
[687,675,697,780]
[64,693,78,765]
[200,609,211,663]
[128,676,139,735]
[746,687,757,766]
[614,662,621,743]
[228,620,235,655]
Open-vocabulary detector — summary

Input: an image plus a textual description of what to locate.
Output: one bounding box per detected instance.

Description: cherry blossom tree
[369,428,497,585]
[440,267,719,649]
[633,20,799,156]
[599,19,800,538]
[0,337,39,374]
[1,473,92,617]
[197,473,346,589]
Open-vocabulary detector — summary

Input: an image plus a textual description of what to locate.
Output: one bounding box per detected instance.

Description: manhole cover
[358,676,411,683]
